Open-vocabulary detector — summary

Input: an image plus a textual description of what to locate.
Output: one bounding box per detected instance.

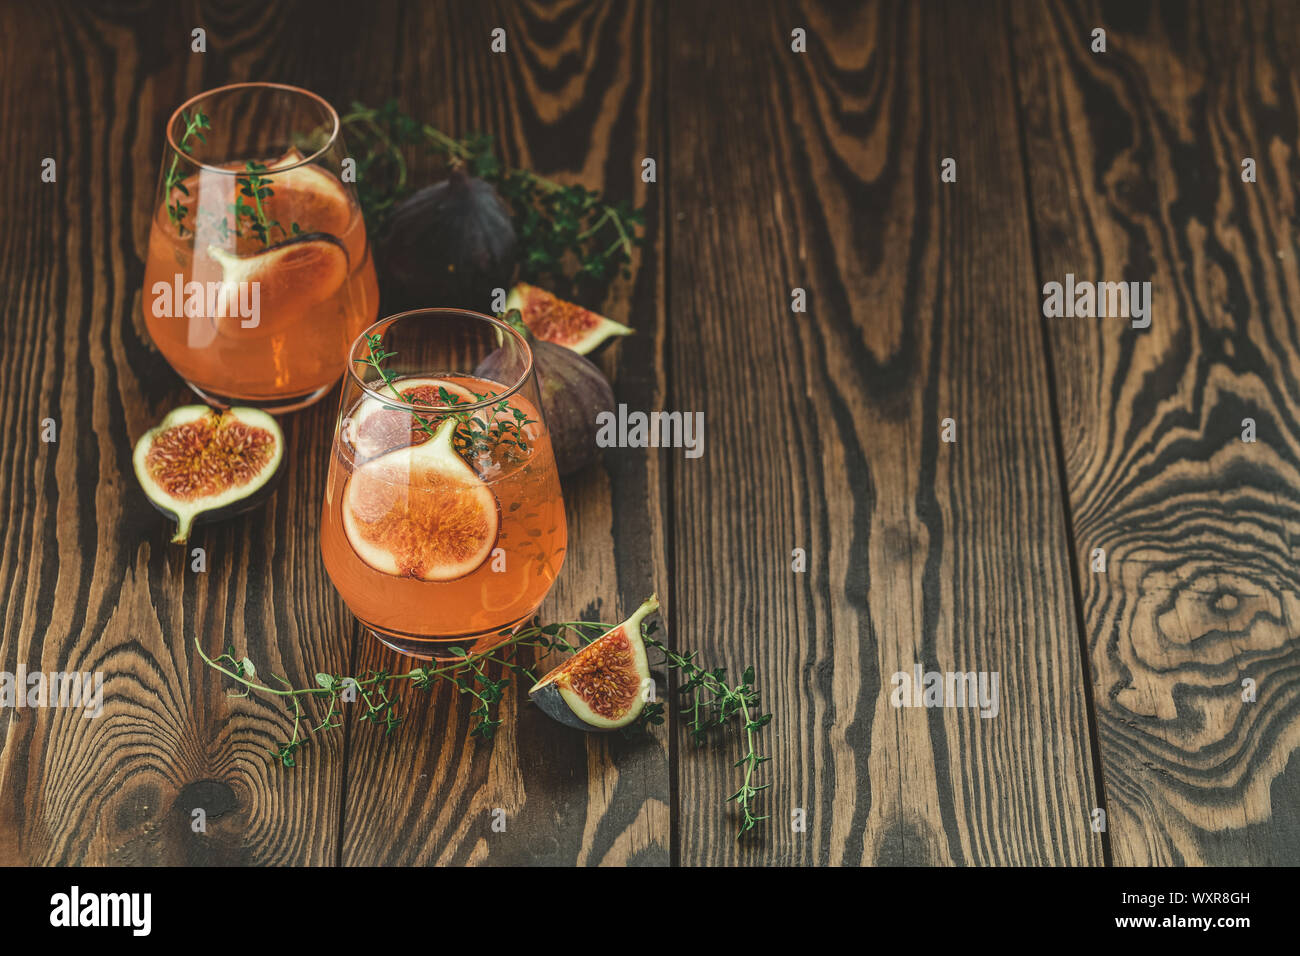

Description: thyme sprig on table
[198,603,774,839]
[341,100,645,288]
[632,621,772,838]
[193,620,597,763]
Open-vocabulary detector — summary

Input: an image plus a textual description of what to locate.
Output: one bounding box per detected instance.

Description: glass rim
[346,308,536,415]
[164,81,340,175]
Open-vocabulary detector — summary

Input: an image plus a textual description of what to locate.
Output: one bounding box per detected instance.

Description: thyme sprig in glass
[233,161,301,246]
[163,112,299,246]
[353,327,536,462]
[163,109,210,235]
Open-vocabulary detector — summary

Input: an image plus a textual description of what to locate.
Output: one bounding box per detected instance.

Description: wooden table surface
[3,0,1299,867]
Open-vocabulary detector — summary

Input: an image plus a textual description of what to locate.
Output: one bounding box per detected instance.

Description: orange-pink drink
[143,154,378,405]
[321,374,567,651]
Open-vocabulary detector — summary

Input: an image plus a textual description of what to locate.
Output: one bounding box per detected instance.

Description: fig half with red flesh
[505,283,631,355]
[133,405,284,544]
[529,596,659,730]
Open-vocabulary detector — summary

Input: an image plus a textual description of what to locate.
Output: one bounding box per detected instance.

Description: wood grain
[665,0,1103,865]
[1012,0,1300,865]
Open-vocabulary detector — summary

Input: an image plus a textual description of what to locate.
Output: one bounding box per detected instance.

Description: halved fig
[343,377,477,462]
[209,232,349,331]
[342,415,499,581]
[505,282,632,355]
[133,405,284,544]
[529,596,659,730]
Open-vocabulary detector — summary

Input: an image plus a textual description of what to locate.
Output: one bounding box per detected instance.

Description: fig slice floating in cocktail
[342,415,499,581]
[343,377,477,462]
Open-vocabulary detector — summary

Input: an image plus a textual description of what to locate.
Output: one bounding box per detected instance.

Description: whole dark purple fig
[377,169,517,311]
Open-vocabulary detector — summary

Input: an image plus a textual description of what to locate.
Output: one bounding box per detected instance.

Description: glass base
[365,615,534,661]
[186,380,334,415]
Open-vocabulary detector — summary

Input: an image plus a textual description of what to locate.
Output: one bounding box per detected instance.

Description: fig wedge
[529,596,658,730]
[133,405,284,544]
[505,283,631,354]
[263,156,367,267]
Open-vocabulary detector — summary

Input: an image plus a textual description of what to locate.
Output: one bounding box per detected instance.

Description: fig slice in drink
[343,377,477,461]
[262,150,368,266]
[342,415,500,581]
[208,233,350,334]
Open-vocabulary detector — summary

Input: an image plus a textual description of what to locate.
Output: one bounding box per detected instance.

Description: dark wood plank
[666,0,1103,865]
[1012,0,1300,865]
[337,0,670,866]
[0,0,397,866]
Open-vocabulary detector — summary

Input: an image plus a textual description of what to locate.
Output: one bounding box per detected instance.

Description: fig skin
[132,405,284,544]
[475,312,615,476]
[377,169,517,312]
[529,595,658,731]
[531,336,614,476]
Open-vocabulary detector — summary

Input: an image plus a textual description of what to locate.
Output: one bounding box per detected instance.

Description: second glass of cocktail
[321,309,567,658]
[143,82,378,412]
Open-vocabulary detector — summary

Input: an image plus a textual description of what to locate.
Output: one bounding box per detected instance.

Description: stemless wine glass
[142,82,379,412]
[321,309,568,659]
